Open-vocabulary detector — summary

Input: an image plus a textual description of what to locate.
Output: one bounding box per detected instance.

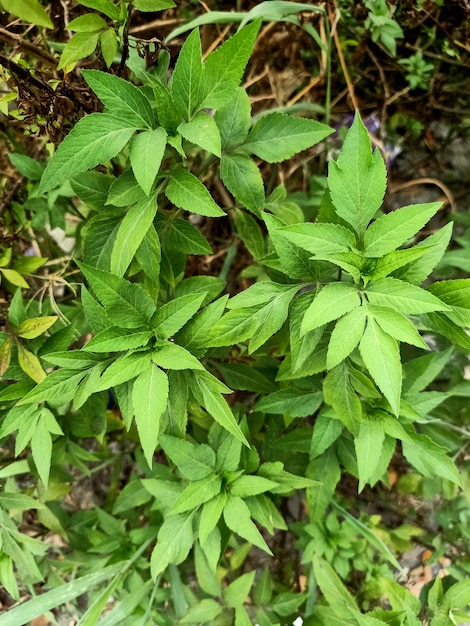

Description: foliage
[1,0,470,624]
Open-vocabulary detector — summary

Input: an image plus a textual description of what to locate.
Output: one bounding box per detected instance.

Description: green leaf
[277,222,356,255]
[366,277,449,314]
[110,196,158,276]
[253,389,322,417]
[15,316,57,339]
[191,371,249,445]
[68,13,108,31]
[100,28,117,67]
[136,225,161,287]
[83,70,155,129]
[1,0,53,28]
[17,343,45,383]
[152,342,204,371]
[31,412,55,486]
[428,279,470,327]
[78,0,120,19]
[71,171,114,208]
[133,0,175,10]
[171,29,203,119]
[309,412,343,459]
[220,153,265,214]
[95,352,150,391]
[159,434,216,480]
[364,202,442,257]
[323,364,362,435]
[301,283,360,335]
[442,580,470,610]
[81,286,109,334]
[230,475,279,498]
[0,563,125,626]
[328,113,387,234]
[402,348,452,395]
[0,336,13,376]
[78,262,156,328]
[179,112,221,156]
[367,305,429,350]
[215,362,275,393]
[150,512,195,579]
[402,432,461,485]
[359,317,402,416]
[180,598,223,623]
[243,113,333,162]
[8,153,44,180]
[175,295,229,356]
[199,494,227,546]
[215,87,251,150]
[38,114,136,194]
[162,218,212,255]
[57,31,101,72]
[106,170,147,207]
[171,475,222,515]
[235,211,265,260]
[153,292,206,338]
[223,495,273,555]
[17,369,87,406]
[290,293,324,373]
[83,327,152,352]
[368,246,429,281]
[257,461,314,493]
[165,169,225,217]
[199,20,261,109]
[1,268,29,288]
[354,418,385,491]
[327,307,367,369]
[133,364,168,467]
[129,128,167,195]
[424,312,470,350]
[224,570,256,609]
[264,213,314,279]
[397,222,453,284]
[313,555,358,614]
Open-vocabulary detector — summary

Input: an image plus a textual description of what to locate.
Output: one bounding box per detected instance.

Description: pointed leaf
[355,419,385,491]
[277,222,356,255]
[243,113,333,162]
[366,277,449,314]
[17,343,46,383]
[159,434,216,480]
[364,202,442,257]
[327,307,367,369]
[166,169,225,217]
[133,364,169,467]
[220,153,264,214]
[151,512,195,579]
[83,328,152,352]
[215,87,251,150]
[223,495,272,555]
[129,128,167,195]
[15,316,57,339]
[171,29,203,119]
[359,318,402,416]
[179,112,221,157]
[301,283,360,334]
[153,293,207,339]
[368,305,429,350]
[39,114,136,194]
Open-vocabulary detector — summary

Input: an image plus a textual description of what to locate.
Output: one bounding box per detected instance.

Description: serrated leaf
[301,282,360,335]
[277,222,356,255]
[83,70,155,129]
[170,28,203,119]
[83,328,152,352]
[253,389,322,417]
[100,28,117,67]
[162,218,212,255]
[289,293,324,373]
[175,295,229,356]
[224,571,256,609]
[364,202,442,257]
[9,153,44,180]
[428,279,470,327]
[68,13,108,31]
[220,153,264,214]
[160,434,216,480]
[165,169,225,217]
[369,247,429,281]
[215,362,275,393]
[57,31,100,72]
[71,171,114,208]
[39,114,136,194]
[133,363,168,467]
[17,369,87,406]
[313,555,358,614]
[402,432,461,486]
[309,412,343,459]
[170,475,222,515]
[150,512,195,579]
[199,20,261,109]
[355,419,385,491]
[328,113,387,234]
[152,342,204,370]
[424,312,470,350]
[368,305,429,350]
[129,127,167,195]
[243,113,333,162]
[191,371,248,445]
[323,364,362,435]
[327,306,367,369]
[153,292,206,339]
[95,351,150,391]
[78,0,120,19]
[235,211,264,260]
[215,87,251,150]
[133,0,175,10]
[17,343,46,383]
[107,169,147,207]
[0,337,13,376]
[78,262,156,328]
[366,277,449,314]
[179,112,221,156]
[223,495,272,555]
[397,222,453,284]
[14,316,57,339]
[2,0,53,28]
[359,317,401,416]
[110,196,158,276]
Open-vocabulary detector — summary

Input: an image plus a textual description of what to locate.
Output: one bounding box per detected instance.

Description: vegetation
[1,0,470,624]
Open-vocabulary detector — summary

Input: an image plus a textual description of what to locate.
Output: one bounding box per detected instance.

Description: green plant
[400,50,435,90]
[1,2,470,624]
[364,0,404,56]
